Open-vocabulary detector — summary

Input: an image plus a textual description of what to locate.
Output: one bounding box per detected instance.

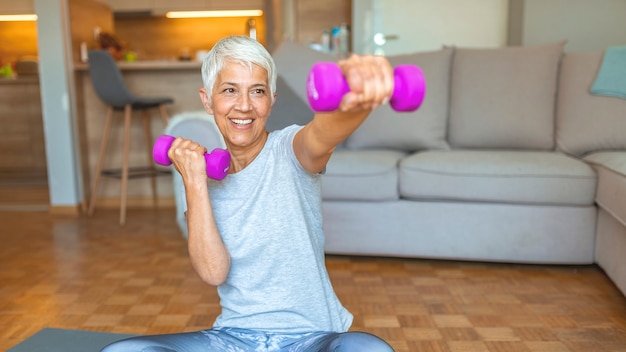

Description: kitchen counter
[0,76,39,84]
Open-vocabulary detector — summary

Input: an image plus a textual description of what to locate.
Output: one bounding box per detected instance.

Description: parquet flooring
[2,208,626,351]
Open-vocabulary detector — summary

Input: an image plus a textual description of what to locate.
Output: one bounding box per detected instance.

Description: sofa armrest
[164,111,225,149]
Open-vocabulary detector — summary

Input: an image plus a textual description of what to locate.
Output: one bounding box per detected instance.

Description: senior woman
[102,35,395,352]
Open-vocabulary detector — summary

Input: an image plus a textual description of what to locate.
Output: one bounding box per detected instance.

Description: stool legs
[88,107,114,217]
[88,104,169,225]
[142,110,157,206]
[119,104,132,225]
[158,104,169,126]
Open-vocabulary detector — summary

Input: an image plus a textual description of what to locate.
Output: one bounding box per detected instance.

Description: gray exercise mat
[8,328,138,352]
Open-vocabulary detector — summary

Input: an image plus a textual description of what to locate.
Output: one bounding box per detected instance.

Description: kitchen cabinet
[293,0,350,44]
[104,0,264,14]
[104,0,152,13]
[0,0,34,14]
[0,77,46,183]
[204,0,264,11]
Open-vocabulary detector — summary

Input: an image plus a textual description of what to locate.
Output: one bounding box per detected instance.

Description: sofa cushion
[448,42,565,150]
[345,48,453,151]
[322,150,406,201]
[556,52,626,157]
[399,150,597,206]
[584,152,626,226]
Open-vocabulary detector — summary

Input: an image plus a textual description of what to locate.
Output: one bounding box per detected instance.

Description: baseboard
[92,197,176,209]
[48,205,81,216]
[48,198,175,216]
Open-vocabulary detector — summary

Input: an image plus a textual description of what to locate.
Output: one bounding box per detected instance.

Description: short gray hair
[201,36,277,104]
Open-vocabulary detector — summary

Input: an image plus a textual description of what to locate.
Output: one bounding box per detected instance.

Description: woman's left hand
[336,54,394,113]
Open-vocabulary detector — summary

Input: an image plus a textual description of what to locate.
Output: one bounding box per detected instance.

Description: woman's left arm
[293,54,394,174]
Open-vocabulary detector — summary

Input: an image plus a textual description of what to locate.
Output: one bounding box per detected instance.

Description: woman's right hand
[167,137,208,183]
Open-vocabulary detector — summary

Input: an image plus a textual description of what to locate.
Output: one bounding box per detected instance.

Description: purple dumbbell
[153,135,230,181]
[306,62,426,112]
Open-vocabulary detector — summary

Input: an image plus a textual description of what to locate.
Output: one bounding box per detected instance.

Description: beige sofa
[170,41,626,296]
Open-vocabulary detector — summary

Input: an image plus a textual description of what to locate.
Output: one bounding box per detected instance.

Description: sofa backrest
[448,41,565,150]
[271,40,626,157]
[556,51,626,157]
[273,41,453,152]
[271,41,335,130]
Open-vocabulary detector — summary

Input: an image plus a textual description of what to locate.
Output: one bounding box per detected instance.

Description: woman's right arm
[168,137,231,286]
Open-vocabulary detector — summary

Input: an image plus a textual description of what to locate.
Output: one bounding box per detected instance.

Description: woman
[103,35,395,352]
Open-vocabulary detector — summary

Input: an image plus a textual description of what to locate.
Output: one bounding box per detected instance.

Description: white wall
[522,0,626,52]
[353,0,626,55]
[353,0,509,55]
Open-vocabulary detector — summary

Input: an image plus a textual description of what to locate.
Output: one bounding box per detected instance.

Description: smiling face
[200,60,275,152]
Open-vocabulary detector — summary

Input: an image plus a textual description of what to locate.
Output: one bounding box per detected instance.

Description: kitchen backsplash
[114,15,266,61]
[0,21,38,65]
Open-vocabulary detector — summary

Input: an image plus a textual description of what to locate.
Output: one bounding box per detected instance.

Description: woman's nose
[235,93,251,111]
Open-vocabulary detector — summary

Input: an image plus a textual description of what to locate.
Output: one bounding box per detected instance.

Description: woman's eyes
[222,87,266,95]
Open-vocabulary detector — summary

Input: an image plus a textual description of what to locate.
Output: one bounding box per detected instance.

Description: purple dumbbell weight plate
[153,135,176,166]
[391,65,426,112]
[205,149,230,181]
[306,62,350,112]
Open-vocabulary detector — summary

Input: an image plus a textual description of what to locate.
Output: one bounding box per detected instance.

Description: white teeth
[231,119,252,126]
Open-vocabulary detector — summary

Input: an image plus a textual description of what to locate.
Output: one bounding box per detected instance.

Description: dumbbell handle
[306,62,426,112]
[153,135,230,181]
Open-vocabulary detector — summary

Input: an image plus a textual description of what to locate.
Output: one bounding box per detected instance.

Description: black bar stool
[86,50,173,225]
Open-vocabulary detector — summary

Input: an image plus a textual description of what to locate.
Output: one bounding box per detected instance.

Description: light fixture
[165,10,263,19]
[0,14,38,21]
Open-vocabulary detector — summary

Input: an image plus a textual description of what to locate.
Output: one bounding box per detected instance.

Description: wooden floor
[2,208,626,351]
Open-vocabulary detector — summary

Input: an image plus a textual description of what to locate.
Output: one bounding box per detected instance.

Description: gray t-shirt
[199,125,352,334]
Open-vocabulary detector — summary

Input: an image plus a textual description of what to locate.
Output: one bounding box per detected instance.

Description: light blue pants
[101,327,394,352]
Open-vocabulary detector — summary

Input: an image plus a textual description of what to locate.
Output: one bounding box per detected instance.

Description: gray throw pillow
[556,52,626,157]
[448,41,565,150]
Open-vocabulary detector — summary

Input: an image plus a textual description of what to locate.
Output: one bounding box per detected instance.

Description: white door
[352,0,509,56]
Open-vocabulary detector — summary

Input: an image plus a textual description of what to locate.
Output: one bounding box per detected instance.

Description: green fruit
[0,64,13,78]
[124,51,137,62]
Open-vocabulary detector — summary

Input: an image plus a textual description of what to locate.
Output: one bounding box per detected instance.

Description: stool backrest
[87,50,134,108]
